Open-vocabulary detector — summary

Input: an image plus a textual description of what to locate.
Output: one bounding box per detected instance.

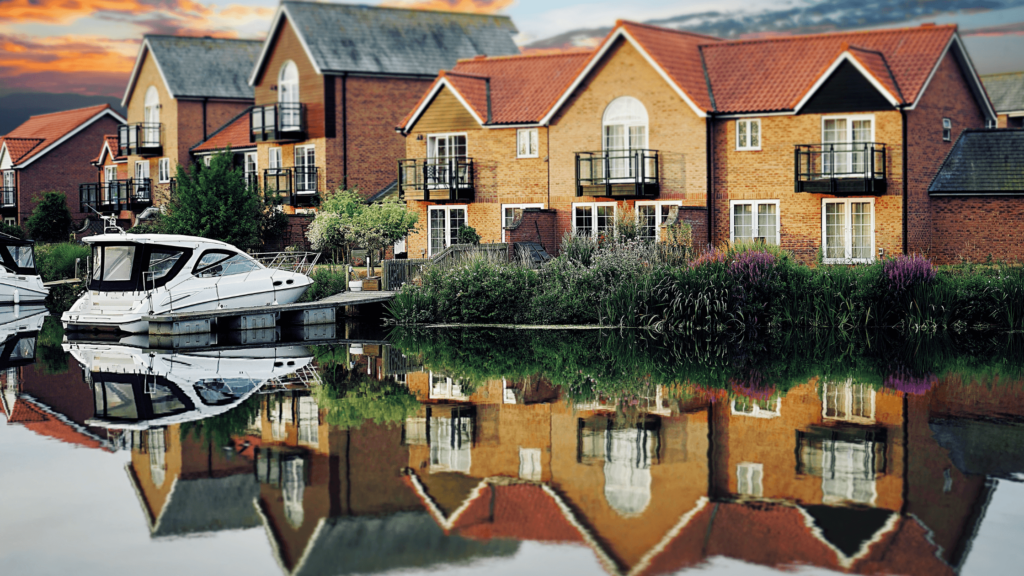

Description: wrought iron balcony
[118,123,162,156]
[795,143,887,195]
[0,187,15,209]
[398,158,474,202]
[79,179,153,213]
[575,149,659,198]
[250,103,305,142]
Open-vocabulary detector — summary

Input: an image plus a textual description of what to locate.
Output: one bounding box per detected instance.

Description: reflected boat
[61,233,314,333]
[0,305,46,369]
[0,234,48,303]
[64,341,317,430]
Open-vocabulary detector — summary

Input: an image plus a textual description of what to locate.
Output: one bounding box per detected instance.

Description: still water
[3,307,1024,576]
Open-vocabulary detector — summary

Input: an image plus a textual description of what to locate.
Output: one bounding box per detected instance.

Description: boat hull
[0,275,49,304]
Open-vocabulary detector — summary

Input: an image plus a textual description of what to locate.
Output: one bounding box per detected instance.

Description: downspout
[706,116,715,249]
[546,126,551,209]
[341,74,348,190]
[202,98,208,141]
[901,106,908,255]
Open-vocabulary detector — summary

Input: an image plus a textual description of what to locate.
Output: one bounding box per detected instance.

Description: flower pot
[348,280,363,292]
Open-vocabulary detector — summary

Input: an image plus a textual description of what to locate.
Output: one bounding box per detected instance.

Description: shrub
[26,191,72,243]
[299,267,348,302]
[0,222,25,239]
[883,253,936,293]
[457,225,481,245]
[35,242,90,282]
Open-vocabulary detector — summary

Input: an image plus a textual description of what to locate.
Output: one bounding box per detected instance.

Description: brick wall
[336,76,433,198]
[505,208,559,256]
[17,115,122,226]
[264,213,313,251]
[930,198,1024,262]
[907,51,986,258]
[672,207,708,250]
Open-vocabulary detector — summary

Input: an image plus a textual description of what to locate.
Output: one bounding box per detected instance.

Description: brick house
[117,35,261,214]
[400,21,998,264]
[0,104,124,226]
[981,71,1024,128]
[244,1,519,221]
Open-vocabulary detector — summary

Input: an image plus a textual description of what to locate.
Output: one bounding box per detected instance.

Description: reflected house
[403,374,712,576]
[252,390,514,576]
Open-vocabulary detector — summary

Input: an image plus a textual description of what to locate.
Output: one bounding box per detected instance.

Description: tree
[26,191,72,243]
[0,222,25,239]
[161,150,278,250]
[306,189,364,264]
[349,197,419,276]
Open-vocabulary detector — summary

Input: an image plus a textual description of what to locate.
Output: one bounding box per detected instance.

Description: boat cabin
[0,234,38,276]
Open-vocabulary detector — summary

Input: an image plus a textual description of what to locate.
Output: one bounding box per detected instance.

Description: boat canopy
[0,234,37,275]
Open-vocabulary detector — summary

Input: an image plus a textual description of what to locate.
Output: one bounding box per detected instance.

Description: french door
[823,117,873,176]
[294,146,315,193]
[428,206,466,256]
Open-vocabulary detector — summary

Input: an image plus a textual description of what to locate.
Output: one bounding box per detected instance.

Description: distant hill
[0,93,125,135]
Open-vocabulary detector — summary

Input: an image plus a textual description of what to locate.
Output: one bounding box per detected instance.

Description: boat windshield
[6,245,34,270]
[89,243,192,292]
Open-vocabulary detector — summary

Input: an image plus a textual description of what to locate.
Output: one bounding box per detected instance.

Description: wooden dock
[143,291,396,335]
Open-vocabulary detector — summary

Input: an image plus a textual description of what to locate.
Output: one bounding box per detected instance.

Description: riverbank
[386,237,1024,334]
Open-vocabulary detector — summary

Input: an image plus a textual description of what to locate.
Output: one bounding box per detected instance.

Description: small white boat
[61,232,316,333]
[64,342,317,430]
[0,234,48,304]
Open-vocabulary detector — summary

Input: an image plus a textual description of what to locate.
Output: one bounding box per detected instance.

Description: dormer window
[279,61,300,131]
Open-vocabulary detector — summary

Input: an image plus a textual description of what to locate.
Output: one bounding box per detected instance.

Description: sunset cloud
[381,0,515,15]
[0,0,274,95]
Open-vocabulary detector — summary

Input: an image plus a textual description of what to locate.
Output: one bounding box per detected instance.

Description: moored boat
[0,234,48,304]
[61,233,315,333]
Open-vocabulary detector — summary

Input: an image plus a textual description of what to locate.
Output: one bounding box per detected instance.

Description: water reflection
[3,325,1024,575]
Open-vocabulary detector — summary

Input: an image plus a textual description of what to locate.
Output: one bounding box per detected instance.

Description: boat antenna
[85,205,126,235]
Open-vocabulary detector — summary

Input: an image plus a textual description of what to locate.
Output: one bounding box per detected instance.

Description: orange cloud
[0,34,138,95]
[0,0,212,24]
[380,0,515,15]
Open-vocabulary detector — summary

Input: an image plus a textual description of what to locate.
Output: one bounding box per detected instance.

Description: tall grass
[388,237,1024,335]
[34,242,90,282]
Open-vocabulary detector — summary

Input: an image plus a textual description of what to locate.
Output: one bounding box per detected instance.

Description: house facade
[0,104,124,226]
[400,21,998,264]
[244,2,519,219]
[115,35,261,217]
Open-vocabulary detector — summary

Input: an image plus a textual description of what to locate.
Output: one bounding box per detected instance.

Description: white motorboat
[0,234,48,304]
[64,341,317,431]
[61,233,316,333]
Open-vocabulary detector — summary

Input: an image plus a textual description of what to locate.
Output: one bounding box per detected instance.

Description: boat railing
[250,251,321,276]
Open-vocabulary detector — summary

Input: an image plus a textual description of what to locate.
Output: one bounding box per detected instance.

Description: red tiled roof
[6,398,103,450]
[452,484,586,543]
[401,50,592,129]
[2,104,118,166]
[847,46,904,104]
[93,135,125,164]
[191,109,254,153]
[616,21,720,112]
[701,24,955,113]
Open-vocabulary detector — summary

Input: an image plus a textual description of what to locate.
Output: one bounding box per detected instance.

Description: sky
[1,0,1024,98]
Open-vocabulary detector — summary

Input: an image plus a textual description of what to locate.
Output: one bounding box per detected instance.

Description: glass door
[294,146,315,194]
[428,206,466,256]
[427,134,467,187]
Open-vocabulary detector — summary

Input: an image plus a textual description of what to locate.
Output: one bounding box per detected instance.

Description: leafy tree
[26,191,72,243]
[349,197,419,276]
[307,189,363,264]
[161,150,279,250]
[457,225,481,245]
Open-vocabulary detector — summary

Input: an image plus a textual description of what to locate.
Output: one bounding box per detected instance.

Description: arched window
[143,86,160,146]
[602,97,649,179]
[278,61,300,130]
[602,96,648,151]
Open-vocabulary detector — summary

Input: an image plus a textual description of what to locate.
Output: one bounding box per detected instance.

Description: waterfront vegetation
[388,233,1024,334]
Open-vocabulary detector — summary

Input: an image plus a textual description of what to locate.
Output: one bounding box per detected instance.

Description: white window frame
[3,217,15,226]
[104,165,118,183]
[821,198,875,264]
[427,205,468,257]
[516,128,539,158]
[244,151,258,186]
[426,133,468,189]
[635,200,682,242]
[519,447,542,482]
[157,158,170,183]
[736,462,764,497]
[428,371,468,400]
[269,147,282,172]
[501,203,544,242]
[203,156,212,167]
[294,145,316,194]
[736,118,761,151]
[730,396,781,418]
[821,114,875,179]
[942,118,952,142]
[572,202,616,239]
[729,199,780,246]
[822,379,876,424]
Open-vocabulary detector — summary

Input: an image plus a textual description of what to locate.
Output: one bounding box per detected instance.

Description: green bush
[0,223,25,239]
[26,191,72,243]
[35,242,90,282]
[299,267,348,302]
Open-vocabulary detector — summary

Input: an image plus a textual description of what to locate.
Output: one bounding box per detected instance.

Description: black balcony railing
[575,149,659,198]
[79,179,153,213]
[264,168,292,196]
[291,167,318,207]
[398,158,474,202]
[250,103,305,142]
[118,123,162,156]
[795,143,887,195]
[0,187,15,209]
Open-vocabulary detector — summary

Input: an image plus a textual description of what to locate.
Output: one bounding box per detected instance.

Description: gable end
[801,60,897,114]
[408,86,482,134]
